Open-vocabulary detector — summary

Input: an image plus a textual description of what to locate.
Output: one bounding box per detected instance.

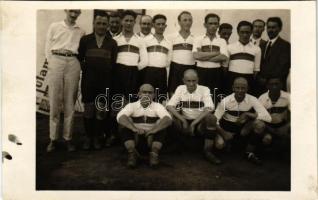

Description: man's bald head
[139,83,154,93]
[183,69,199,93]
[183,69,198,79]
[140,15,153,35]
[233,77,248,87]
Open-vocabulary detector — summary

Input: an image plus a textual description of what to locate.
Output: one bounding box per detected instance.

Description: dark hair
[178,11,192,21]
[109,12,120,18]
[219,23,233,31]
[237,21,253,32]
[252,19,265,26]
[121,10,137,19]
[204,13,220,24]
[94,10,109,20]
[153,14,167,23]
[267,17,283,29]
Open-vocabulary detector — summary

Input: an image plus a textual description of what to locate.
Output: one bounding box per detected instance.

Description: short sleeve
[155,103,172,119]
[116,103,134,121]
[167,86,182,106]
[202,87,214,110]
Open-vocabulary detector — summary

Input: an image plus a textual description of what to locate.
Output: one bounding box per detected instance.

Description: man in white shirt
[142,14,172,103]
[167,11,196,97]
[193,13,228,97]
[215,77,272,165]
[167,69,222,165]
[258,78,290,150]
[113,10,148,103]
[226,21,261,95]
[117,84,172,168]
[45,10,85,152]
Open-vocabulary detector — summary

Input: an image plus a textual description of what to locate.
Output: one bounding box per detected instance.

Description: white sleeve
[220,39,229,57]
[192,37,201,53]
[138,39,148,70]
[214,99,226,125]
[45,23,54,60]
[116,104,134,122]
[156,103,172,119]
[167,87,182,107]
[252,97,272,122]
[202,87,214,110]
[254,46,261,72]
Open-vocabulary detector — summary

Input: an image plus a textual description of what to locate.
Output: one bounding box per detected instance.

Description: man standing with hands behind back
[45,10,85,152]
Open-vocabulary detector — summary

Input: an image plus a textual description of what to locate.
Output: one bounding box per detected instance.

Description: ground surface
[36,113,290,191]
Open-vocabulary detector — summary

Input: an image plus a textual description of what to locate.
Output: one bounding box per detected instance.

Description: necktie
[264,41,272,59]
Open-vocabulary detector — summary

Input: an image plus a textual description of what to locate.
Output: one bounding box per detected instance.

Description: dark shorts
[197,67,222,96]
[219,118,245,135]
[168,62,196,95]
[120,127,166,143]
[113,63,139,101]
[140,66,168,101]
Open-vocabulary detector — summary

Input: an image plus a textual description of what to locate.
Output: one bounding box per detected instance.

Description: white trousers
[48,55,81,141]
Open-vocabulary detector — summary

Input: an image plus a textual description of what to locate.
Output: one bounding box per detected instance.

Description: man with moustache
[45,10,85,152]
[167,11,196,97]
[226,21,261,95]
[142,14,172,103]
[257,17,291,94]
[193,13,228,97]
[250,19,266,47]
[78,11,118,150]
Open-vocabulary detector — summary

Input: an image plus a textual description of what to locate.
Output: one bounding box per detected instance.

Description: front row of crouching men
[117,69,290,168]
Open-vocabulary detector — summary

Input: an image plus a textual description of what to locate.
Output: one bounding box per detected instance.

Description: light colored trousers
[48,55,81,141]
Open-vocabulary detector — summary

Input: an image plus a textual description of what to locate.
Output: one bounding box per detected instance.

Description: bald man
[167,69,222,165]
[137,15,153,40]
[117,84,172,168]
[214,77,272,165]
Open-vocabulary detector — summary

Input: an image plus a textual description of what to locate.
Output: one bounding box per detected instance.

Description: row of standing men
[44,10,290,168]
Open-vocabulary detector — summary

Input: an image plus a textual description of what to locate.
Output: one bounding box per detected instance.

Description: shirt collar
[61,20,79,28]
[137,100,154,109]
[204,34,218,41]
[238,40,252,47]
[268,35,279,45]
[250,36,261,43]
[177,31,194,39]
[229,93,249,104]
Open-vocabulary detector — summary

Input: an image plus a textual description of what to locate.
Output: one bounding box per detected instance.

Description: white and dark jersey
[167,85,214,120]
[145,35,172,68]
[116,100,171,131]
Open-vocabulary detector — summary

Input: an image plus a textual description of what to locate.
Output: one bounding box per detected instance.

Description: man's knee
[262,134,272,145]
[204,113,217,128]
[215,135,225,149]
[253,120,266,134]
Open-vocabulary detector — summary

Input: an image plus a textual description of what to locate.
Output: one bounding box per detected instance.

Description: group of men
[44,9,290,168]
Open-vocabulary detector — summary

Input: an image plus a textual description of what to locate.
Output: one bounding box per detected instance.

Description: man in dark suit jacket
[257,17,290,96]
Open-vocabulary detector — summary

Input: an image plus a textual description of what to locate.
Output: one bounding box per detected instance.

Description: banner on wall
[36,59,84,115]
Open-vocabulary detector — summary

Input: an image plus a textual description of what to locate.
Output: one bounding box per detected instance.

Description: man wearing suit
[257,17,290,96]
[251,19,266,47]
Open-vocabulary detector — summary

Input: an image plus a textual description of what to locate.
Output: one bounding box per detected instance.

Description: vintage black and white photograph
[1,1,317,200]
[35,8,292,190]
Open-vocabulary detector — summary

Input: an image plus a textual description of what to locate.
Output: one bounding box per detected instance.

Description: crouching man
[116,84,172,168]
[258,78,290,151]
[166,69,223,165]
[214,77,272,165]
